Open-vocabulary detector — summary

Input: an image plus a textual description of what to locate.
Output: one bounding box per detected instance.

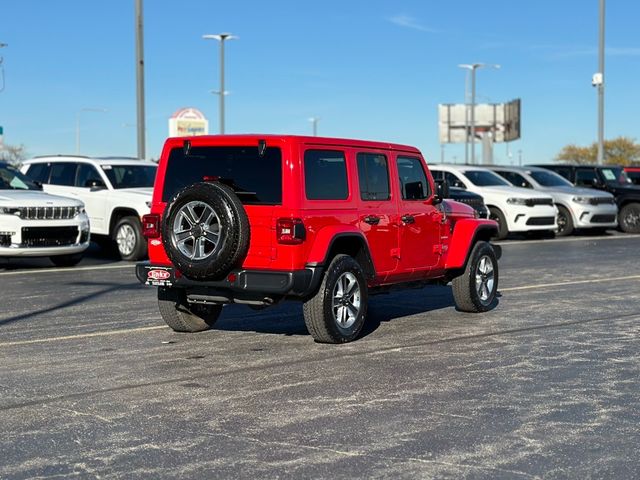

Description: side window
[397,156,430,200]
[357,152,390,201]
[445,171,465,189]
[304,150,348,200]
[576,169,597,187]
[76,164,102,187]
[501,171,532,188]
[25,163,52,184]
[554,167,572,181]
[49,162,78,186]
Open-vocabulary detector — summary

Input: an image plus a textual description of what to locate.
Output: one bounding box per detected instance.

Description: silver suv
[21,156,157,260]
[488,165,617,236]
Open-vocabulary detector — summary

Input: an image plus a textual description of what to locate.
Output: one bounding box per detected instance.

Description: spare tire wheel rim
[475,255,495,304]
[172,201,222,260]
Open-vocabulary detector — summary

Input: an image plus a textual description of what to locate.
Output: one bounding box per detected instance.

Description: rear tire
[113,216,147,261]
[555,205,574,237]
[619,203,640,233]
[488,207,509,240]
[157,287,222,332]
[50,253,83,267]
[452,241,499,313]
[303,255,368,344]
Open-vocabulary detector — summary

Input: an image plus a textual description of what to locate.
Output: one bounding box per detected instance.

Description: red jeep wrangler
[136,135,499,343]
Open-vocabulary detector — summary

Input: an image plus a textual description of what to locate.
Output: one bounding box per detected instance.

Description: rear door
[393,155,443,276]
[355,150,398,275]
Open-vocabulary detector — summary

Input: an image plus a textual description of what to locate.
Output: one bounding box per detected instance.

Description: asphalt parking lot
[1,234,640,479]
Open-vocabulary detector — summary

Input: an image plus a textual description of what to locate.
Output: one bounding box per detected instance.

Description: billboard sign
[168,107,209,137]
[438,98,521,144]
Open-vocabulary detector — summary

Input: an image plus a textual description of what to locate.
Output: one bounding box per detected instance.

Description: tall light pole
[458,63,500,164]
[309,117,319,136]
[203,33,238,134]
[76,108,107,154]
[135,0,146,159]
[0,43,7,94]
[596,0,606,165]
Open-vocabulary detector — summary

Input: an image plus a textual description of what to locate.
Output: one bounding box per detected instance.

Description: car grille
[21,226,79,247]
[526,216,555,226]
[526,198,554,207]
[16,206,81,220]
[591,214,616,223]
[589,197,615,205]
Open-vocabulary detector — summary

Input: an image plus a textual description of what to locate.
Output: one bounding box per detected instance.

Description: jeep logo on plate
[148,269,171,280]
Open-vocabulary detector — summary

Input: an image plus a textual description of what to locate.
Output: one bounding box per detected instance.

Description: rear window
[162,146,282,204]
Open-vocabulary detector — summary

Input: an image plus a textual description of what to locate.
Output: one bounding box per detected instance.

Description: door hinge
[391,248,401,259]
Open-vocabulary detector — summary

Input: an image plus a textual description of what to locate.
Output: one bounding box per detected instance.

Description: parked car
[429,164,557,240]
[486,165,617,236]
[530,164,640,233]
[0,161,90,266]
[624,166,640,186]
[21,156,157,260]
[447,186,489,219]
[137,135,500,343]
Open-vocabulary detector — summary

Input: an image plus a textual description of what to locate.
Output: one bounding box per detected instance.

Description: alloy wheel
[475,255,495,304]
[172,201,221,260]
[331,272,361,329]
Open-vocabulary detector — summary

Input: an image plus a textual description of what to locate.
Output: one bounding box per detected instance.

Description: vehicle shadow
[214,284,478,341]
[0,281,144,327]
[0,242,127,271]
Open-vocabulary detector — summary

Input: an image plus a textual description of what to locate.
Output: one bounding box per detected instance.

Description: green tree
[555,136,640,165]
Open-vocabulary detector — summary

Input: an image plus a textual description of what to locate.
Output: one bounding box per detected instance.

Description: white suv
[1,161,90,266]
[430,164,557,240]
[487,165,618,236]
[21,156,157,261]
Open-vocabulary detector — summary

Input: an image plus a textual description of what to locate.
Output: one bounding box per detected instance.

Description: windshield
[600,167,633,186]
[529,170,573,187]
[102,165,157,189]
[464,170,511,187]
[0,163,41,190]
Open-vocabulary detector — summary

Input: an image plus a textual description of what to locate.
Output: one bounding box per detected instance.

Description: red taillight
[276,218,305,245]
[142,214,160,238]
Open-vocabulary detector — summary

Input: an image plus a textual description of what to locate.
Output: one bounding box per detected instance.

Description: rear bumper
[136,262,324,300]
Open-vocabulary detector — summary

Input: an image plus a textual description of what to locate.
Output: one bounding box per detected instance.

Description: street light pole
[458,63,500,164]
[0,43,7,94]
[597,0,605,165]
[135,0,146,159]
[76,108,107,154]
[203,33,238,134]
[309,117,319,136]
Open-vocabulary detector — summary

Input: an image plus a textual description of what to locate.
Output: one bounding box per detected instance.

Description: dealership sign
[168,107,209,137]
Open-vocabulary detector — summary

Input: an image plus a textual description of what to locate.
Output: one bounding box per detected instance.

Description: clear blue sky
[1,0,639,164]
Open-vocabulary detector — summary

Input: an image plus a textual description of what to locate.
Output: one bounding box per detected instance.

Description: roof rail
[95,156,142,161]
[32,154,90,159]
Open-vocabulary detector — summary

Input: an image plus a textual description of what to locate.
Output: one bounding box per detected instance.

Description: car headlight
[506,198,528,205]
[572,196,591,204]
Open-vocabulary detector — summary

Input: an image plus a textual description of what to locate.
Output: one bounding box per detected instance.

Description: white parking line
[495,233,640,246]
[0,263,134,276]
[0,325,166,347]
[501,274,640,292]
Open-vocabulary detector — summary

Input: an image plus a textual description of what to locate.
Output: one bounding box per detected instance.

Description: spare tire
[162,182,250,280]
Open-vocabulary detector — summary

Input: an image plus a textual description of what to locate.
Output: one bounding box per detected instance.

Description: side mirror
[85,179,106,191]
[434,179,449,205]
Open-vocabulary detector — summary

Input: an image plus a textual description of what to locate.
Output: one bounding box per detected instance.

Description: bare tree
[0,143,27,166]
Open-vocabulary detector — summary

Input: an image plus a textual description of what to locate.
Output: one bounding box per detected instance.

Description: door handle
[401,214,415,224]
[363,215,380,225]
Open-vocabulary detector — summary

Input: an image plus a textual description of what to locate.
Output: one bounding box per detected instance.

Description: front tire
[303,255,368,344]
[556,205,574,237]
[452,241,499,313]
[619,203,640,233]
[114,216,147,261]
[488,207,509,240]
[157,287,222,332]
